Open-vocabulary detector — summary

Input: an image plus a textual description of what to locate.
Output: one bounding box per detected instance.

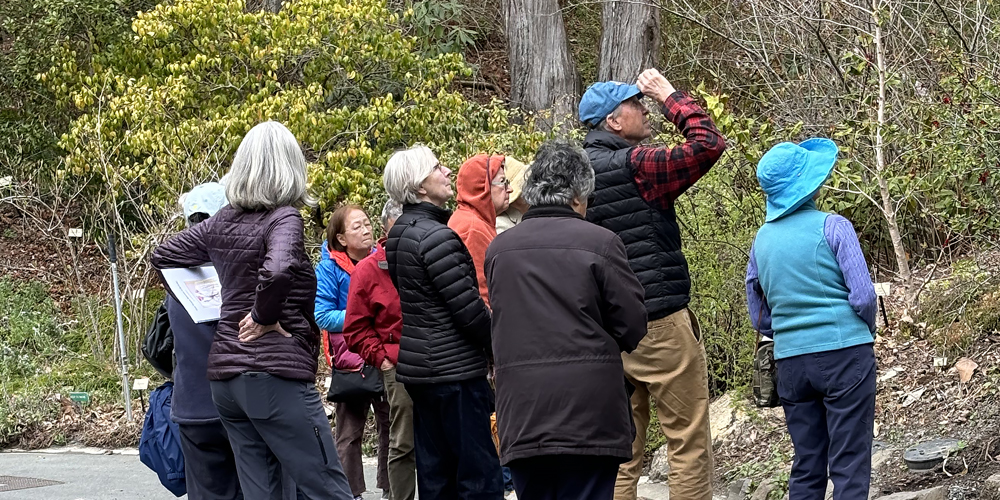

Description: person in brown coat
[485,140,648,500]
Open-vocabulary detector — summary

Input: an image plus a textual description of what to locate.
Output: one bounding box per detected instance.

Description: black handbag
[326,364,385,403]
[751,301,780,408]
[142,300,175,379]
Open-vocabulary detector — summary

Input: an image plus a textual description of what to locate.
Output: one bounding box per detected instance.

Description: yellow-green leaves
[44,0,543,220]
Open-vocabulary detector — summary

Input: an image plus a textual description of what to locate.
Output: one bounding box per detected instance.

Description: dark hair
[326,204,363,252]
[187,212,211,226]
[522,140,594,206]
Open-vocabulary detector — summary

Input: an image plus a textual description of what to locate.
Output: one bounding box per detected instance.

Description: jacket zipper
[313,427,329,465]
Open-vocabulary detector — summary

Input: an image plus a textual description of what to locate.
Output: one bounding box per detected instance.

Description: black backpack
[142,300,175,379]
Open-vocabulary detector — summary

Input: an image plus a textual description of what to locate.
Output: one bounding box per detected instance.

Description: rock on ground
[648,445,670,482]
[750,478,779,500]
[728,477,753,500]
[873,486,947,500]
[984,473,1000,500]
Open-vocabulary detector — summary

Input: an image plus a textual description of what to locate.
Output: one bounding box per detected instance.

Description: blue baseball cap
[579,81,643,127]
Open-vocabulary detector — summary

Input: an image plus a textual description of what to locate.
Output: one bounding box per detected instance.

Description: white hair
[380,199,403,228]
[225,121,315,211]
[382,145,438,205]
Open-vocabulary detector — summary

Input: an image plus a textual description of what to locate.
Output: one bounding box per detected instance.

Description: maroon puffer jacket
[151,205,320,381]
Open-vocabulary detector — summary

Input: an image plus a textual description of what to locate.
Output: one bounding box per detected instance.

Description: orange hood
[455,153,506,226]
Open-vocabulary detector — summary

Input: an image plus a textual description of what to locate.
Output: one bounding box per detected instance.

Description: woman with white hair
[485,140,647,499]
[382,145,504,499]
[151,121,353,500]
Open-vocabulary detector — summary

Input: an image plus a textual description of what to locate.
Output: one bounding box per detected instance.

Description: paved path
[0,447,672,499]
[0,447,387,500]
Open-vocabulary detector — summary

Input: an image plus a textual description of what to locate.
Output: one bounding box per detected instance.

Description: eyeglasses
[491,178,510,189]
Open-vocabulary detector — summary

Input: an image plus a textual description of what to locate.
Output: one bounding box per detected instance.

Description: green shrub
[0,281,64,382]
[0,0,154,161]
[42,0,549,228]
[0,387,61,448]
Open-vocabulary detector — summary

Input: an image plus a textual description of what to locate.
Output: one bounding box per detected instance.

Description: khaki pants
[615,309,714,500]
[383,366,417,500]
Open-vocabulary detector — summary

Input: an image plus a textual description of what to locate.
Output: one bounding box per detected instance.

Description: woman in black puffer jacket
[382,144,503,500]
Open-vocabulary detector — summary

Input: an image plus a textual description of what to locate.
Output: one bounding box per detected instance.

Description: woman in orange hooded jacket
[448,154,513,309]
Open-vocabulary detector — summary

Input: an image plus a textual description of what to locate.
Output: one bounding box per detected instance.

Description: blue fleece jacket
[750,206,875,359]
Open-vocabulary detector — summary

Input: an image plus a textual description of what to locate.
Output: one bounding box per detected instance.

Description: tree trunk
[871,0,913,303]
[503,0,579,126]
[599,0,661,82]
[246,0,282,13]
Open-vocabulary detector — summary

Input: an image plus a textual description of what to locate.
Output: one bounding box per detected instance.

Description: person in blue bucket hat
[746,138,878,500]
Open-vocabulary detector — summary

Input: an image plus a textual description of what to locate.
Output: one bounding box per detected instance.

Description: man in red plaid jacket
[581,69,726,500]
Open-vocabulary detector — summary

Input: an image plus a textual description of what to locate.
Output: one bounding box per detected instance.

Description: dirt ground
[712,255,1000,498]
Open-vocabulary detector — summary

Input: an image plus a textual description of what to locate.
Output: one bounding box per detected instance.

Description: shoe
[381,491,390,499]
[353,496,363,500]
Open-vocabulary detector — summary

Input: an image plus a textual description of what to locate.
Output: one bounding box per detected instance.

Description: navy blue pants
[178,421,244,500]
[405,377,504,500]
[508,455,618,500]
[777,344,876,500]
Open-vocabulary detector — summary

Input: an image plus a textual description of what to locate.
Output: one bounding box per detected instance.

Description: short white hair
[380,199,403,228]
[225,121,315,211]
[383,145,438,205]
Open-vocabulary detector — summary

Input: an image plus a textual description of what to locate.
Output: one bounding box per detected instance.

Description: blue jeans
[777,344,876,500]
[405,378,504,500]
[503,467,513,492]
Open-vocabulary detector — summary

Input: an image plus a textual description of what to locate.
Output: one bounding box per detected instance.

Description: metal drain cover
[0,475,63,492]
[903,438,962,471]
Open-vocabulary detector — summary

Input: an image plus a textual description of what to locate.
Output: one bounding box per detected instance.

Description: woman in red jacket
[344,200,416,500]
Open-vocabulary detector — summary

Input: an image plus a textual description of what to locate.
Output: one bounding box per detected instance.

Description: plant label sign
[69,392,90,405]
[132,378,150,391]
[874,282,891,297]
[68,228,83,238]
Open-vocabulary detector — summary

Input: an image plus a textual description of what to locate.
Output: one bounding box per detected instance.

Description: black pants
[211,372,353,500]
[507,455,618,500]
[778,344,877,500]
[404,377,504,500]
[178,422,244,500]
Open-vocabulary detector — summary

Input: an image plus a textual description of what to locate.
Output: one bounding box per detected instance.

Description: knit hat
[503,157,529,203]
[757,138,838,222]
[180,182,228,221]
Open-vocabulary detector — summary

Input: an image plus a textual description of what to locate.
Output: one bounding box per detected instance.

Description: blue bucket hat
[757,138,838,222]
[579,81,643,127]
[180,182,228,221]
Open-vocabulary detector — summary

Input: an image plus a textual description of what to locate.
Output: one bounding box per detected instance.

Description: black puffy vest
[584,130,691,321]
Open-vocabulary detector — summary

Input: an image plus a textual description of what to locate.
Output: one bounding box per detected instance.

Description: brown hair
[325,204,363,253]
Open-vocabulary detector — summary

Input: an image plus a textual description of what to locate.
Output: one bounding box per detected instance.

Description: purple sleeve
[253,208,304,326]
[745,245,773,338]
[825,215,877,333]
